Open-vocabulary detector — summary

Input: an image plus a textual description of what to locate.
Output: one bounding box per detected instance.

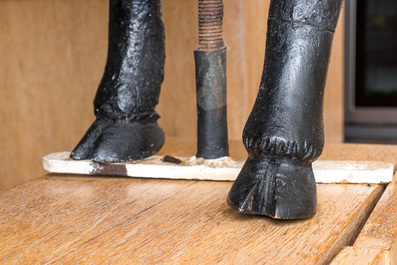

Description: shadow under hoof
[227,157,317,220]
[70,119,165,163]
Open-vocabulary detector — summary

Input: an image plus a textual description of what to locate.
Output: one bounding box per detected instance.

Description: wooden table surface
[1,139,397,264]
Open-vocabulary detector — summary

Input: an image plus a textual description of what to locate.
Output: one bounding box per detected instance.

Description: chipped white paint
[313,160,393,184]
[43,152,394,184]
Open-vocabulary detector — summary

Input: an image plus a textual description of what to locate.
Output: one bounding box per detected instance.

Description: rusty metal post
[195,0,229,159]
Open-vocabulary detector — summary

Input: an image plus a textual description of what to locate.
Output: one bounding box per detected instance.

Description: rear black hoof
[227,157,317,219]
[71,119,164,163]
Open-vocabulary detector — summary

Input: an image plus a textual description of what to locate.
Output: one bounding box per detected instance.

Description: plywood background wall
[0,0,344,190]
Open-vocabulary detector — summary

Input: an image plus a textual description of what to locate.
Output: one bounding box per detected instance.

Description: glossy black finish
[227,0,343,219]
[71,0,165,163]
[195,48,229,159]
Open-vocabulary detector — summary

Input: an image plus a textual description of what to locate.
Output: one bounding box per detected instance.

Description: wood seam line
[346,184,390,247]
[391,237,397,265]
[329,247,389,264]
[379,250,392,265]
[318,184,387,264]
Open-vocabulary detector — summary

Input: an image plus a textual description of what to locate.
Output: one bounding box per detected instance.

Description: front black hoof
[227,157,317,219]
[71,119,165,163]
[70,119,110,160]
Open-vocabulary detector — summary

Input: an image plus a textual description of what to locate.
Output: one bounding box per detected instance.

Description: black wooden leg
[227,0,343,219]
[71,0,165,163]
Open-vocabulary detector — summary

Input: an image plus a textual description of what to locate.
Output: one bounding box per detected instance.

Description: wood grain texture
[330,247,387,265]
[353,171,397,254]
[0,0,108,190]
[1,142,397,264]
[0,177,385,264]
[323,11,344,143]
[0,0,345,190]
[321,143,397,170]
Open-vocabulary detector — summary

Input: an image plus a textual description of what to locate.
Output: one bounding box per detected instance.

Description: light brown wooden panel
[0,0,345,189]
[0,0,108,190]
[2,142,396,264]
[324,11,345,143]
[353,171,397,254]
[321,143,397,169]
[330,247,388,265]
[0,173,385,264]
[158,0,198,139]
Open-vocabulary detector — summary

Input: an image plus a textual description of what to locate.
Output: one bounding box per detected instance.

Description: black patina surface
[195,48,229,159]
[227,0,343,219]
[71,0,165,163]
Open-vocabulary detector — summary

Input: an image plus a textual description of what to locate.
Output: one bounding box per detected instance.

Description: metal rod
[195,0,229,159]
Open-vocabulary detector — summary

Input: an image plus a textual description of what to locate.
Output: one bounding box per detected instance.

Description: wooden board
[2,142,397,263]
[43,152,394,184]
[330,247,388,265]
[353,170,397,258]
[0,177,385,264]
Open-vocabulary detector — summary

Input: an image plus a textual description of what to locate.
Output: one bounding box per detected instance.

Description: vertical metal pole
[195,0,229,159]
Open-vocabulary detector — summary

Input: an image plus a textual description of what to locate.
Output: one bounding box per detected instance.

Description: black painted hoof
[70,119,165,163]
[227,157,317,219]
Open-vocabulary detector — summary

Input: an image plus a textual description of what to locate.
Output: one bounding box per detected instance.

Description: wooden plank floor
[353,169,397,252]
[332,146,397,264]
[330,247,389,265]
[1,140,397,264]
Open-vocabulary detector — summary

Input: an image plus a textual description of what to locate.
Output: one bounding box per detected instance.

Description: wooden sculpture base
[43,152,393,184]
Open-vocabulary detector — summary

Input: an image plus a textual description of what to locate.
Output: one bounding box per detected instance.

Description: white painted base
[43,152,394,184]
